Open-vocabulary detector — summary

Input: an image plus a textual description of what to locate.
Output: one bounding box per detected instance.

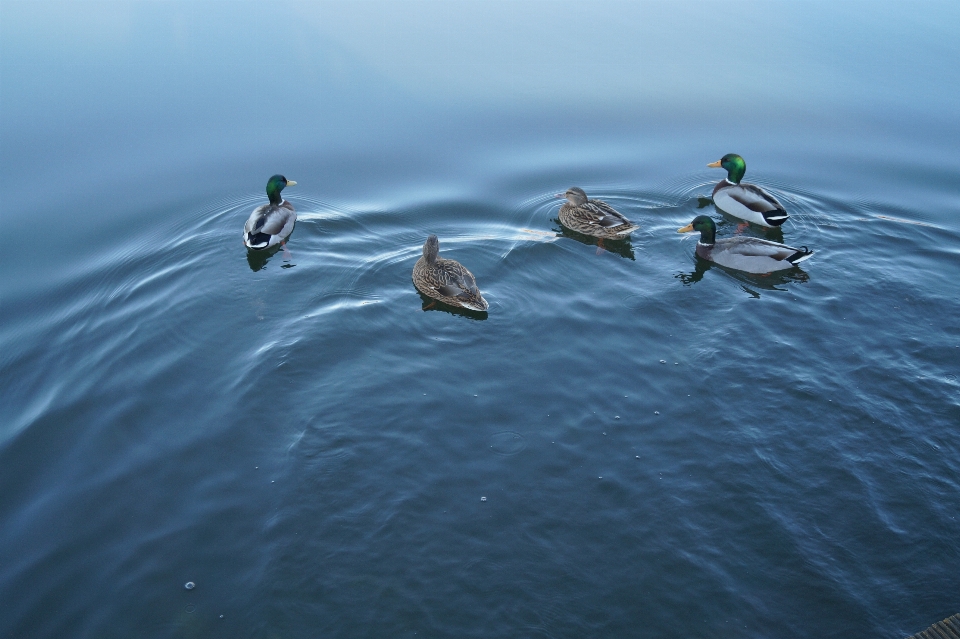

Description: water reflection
[245,245,294,271]
[552,219,636,260]
[676,256,810,293]
[415,290,488,320]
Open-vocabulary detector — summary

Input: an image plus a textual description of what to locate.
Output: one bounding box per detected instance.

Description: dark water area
[2,2,959,638]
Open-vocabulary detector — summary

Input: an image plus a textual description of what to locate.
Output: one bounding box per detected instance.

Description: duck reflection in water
[553,221,636,260]
[676,254,810,293]
[245,244,294,272]
[415,290,488,320]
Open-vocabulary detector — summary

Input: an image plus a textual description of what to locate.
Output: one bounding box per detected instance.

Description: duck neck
[267,184,283,205]
[698,226,716,245]
[423,241,439,264]
[726,161,745,184]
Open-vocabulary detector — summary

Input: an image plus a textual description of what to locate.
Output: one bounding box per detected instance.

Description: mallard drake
[708,154,788,227]
[558,187,639,239]
[677,215,813,273]
[243,175,297,250]
[412,235,489,311]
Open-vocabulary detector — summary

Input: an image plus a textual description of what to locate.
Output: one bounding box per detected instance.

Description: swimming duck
[243,175,297,250]
[412,235,489,311]
[558,187,639,239]
[708,154,788,227]
[677,215,813,273]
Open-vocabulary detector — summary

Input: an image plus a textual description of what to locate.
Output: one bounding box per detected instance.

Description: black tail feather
[246,232,271,249]
[786,246,813,264]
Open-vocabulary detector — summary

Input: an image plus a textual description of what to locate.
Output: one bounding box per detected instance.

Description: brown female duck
[558,187,639,239]
[412,235,489,311]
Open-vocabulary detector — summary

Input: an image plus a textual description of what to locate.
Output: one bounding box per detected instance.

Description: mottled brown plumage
[412,235,489,312]
[558,187,639,239]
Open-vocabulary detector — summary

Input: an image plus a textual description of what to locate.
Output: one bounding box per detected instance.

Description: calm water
[2,2,959,637]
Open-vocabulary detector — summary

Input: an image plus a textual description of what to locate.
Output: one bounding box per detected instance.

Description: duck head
[266,174,296,205]
[677,215,717,244]
[560,187,588,206]
[423,234,440,265]
[707,154,746,184]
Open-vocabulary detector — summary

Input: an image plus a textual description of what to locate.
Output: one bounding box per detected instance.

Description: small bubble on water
[220,615,224,619]
[635,456,640,459]
[185,605,196,613]
[654,411,660,415]
[660,360,666,364]
[184,582,195,590]
[480,496,487,502]
[614,416,620,420]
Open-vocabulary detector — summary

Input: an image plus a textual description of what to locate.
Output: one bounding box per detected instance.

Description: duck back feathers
[697,236,812,272]
[243,201,296,250]
[712,181,789,227]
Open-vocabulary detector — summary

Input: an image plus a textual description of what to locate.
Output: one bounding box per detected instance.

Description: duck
[677,215,813,273]
[707,154,788,227]
[558,187,639,239]
[243,175,297,250]
[412,235,489,311]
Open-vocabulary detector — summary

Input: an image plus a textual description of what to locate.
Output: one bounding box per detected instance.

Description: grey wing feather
[585,200,630,226]
[244,203,294,235]
[243,205,269,234]
[729,184,784,213]
[436,284,461,297]
[259,209,292,235]
[716,236,802,260]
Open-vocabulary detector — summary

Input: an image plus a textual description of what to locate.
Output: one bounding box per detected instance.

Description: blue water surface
[1,2,958,638]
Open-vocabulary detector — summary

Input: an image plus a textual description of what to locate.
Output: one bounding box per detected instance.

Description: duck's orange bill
[707,160,722,168]
[677,224,694,233]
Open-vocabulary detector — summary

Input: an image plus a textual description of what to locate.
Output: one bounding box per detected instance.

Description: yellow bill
[286,180,297,186]
[677,223,694,233]
[707,160,722,168]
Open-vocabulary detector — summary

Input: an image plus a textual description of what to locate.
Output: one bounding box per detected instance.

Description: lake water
[2,2,959,637]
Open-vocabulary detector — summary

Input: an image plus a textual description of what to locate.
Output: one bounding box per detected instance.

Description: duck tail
[245,232,272,250]
[615,224,640,236]
[786,246,814,264]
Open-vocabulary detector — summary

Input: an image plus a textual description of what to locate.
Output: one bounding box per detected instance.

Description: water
[2,2,959,637]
